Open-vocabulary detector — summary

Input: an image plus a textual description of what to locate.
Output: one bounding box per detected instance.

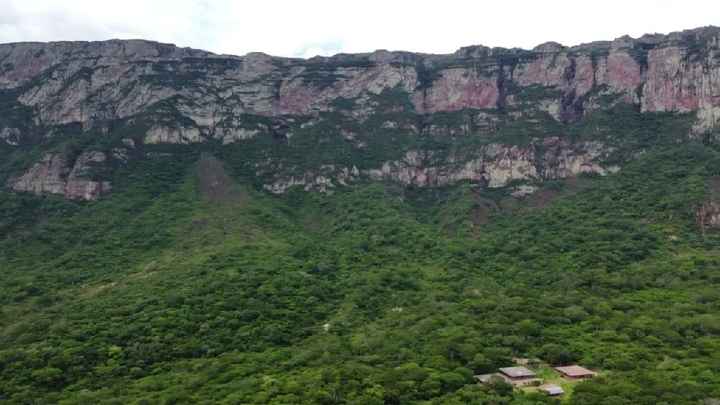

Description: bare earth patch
[196,153,247,204]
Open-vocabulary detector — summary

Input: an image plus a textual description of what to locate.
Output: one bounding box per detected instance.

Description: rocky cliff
[9,151,112,200]
[1,27,718,200]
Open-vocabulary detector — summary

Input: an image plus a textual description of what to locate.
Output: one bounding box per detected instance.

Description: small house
[554,365,597,379]
[498,366,542,386]
[474,374,495,384]
[499,366,536,380]
[474,374,504,385]
[540,384,564,396]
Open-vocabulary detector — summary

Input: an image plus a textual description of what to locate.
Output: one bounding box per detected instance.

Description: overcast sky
[1,0,717,58]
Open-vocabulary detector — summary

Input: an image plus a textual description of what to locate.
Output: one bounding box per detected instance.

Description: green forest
[1,103,720,404]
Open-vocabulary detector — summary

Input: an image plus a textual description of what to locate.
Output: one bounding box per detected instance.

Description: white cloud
[293,41,345,58]
[0,0,717,57]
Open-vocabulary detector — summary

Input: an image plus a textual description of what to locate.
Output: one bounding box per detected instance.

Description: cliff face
[262,138,617,194]
[9,151,111,200]
[1,27,718,200]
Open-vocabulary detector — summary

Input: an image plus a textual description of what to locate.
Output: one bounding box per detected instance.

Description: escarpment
[1,27,719,200]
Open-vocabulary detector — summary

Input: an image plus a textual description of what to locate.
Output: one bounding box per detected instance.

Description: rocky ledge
[262,137,617,194]
[9,151,111,200]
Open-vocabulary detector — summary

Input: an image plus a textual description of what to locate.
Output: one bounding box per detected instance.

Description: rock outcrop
[0,27,718,144]
[10,151,111,200]
[0,128,21,146]
[697,201,720,234]
[262,137,616,194]
[366,137,616,187]
[697,177,720,232]
[1,26,718,198]
[10,153,69,196]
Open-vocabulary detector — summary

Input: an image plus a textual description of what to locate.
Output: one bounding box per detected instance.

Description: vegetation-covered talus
[1,132,720,404]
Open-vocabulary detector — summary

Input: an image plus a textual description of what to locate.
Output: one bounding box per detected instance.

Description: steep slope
[0,27,719,200]
[1,28,720,405]
[1,144,720,404]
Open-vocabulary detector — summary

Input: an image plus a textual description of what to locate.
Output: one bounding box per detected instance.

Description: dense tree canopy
[1,106,720,403]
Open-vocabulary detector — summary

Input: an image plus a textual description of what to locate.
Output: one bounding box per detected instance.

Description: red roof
[554,365,596,377]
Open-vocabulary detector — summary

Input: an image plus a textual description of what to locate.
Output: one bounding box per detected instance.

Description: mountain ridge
[0,25,719,200]
[2,26,720,405]
[2,25,718,61]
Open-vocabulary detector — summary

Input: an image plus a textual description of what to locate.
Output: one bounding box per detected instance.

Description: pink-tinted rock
[10,153,69,196]
[642,47,701,112]
[277,77,321,115]
[416,68,500,113]
[604,51,642,93]
[515,54,572,88]
[574,56,596,96]
[64,151,112,200]
[10,151,111,201]
[1,28,719,150]
[513,53,596,99]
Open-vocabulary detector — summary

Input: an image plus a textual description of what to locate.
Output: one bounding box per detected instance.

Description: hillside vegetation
[1,102,720,404]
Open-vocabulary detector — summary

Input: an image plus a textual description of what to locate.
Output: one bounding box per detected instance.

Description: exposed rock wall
[0,27,718,146]
[0,39,210,88]
[1,27,719,199]
[415,67,500,113]
[10,151,111,200]
[10,153,69,196]
[697,201,720,235]
[263,137,616,194]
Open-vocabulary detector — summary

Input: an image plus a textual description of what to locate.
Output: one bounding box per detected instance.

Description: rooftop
[499,366,536,378]
[474,374,497,384]
[554,365,597,377]
[540,384,565,396]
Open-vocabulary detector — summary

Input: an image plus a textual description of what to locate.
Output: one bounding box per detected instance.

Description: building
[540,384,565,396]
[499,366,536,379]
[554,365,597,379]
[498,366,542,387]
[474,374,502,384]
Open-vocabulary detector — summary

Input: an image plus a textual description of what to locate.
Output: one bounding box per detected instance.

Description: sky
[0,0,717,58]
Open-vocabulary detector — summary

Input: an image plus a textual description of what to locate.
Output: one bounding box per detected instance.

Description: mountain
[1,27,720,404]
[1,26,719,200]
